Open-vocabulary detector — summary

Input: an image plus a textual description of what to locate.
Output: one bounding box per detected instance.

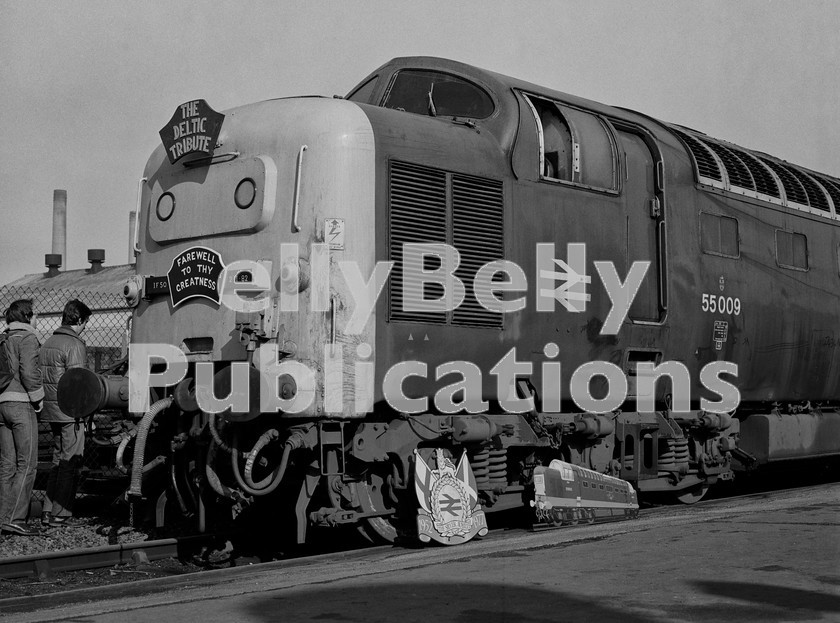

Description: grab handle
[292,145,308,233]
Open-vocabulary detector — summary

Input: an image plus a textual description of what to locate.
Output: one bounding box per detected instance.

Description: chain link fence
[0,286,132,503]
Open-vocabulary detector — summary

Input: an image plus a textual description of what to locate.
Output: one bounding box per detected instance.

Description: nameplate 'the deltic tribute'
[159,99,224,164]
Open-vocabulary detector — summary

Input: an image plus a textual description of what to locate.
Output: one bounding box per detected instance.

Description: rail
[0,534,216,580]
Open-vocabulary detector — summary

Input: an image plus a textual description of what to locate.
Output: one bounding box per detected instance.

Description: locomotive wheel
[355,472,399,544]
[676,483,710,504]
[565,509,579,525]
[585,508,595,525]
[551,507,565,525]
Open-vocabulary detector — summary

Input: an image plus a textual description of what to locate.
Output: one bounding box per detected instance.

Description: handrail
[292,145,308,233]
[132,177,147,255]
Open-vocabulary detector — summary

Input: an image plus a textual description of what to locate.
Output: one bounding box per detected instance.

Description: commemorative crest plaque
[414,448,488,545]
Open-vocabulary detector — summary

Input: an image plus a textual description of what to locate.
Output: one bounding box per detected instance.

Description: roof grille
[452,173,504,328]
[816,176,840,213]
[785,166,830,212]
[699,139,755,191]
[758,158,810,206]
[670,128,722,181]
[730,148,780,198]
[388,161,447,324]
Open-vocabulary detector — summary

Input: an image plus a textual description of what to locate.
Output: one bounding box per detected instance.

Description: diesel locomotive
[61,56,840,545]
[532,460,638,526]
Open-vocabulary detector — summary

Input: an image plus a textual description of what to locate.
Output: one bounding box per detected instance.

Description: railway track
[0,534,220,581]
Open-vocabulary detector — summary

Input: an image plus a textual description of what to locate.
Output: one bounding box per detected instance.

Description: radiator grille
[452,174,504,328]
[388,161,504,328]
[388,161,447,324]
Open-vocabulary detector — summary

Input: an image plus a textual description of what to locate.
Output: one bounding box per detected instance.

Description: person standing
[39,299,91,528]
[0,299,44,536]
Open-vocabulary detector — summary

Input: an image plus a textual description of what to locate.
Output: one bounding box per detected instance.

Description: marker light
[235,178,256,209]
[156,192,175,221]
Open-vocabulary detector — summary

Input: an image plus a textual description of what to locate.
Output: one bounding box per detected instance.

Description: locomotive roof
[361,56,840,217]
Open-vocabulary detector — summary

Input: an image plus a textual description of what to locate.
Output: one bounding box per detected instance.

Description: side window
[525,96,574,181]
[776,230,808,270]
[700,213,740,258]
[562,107,616,190]
[523,94,617,191]
[383,70,494,119]
[347,76,378,104]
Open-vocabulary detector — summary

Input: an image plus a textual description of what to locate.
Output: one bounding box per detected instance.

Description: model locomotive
[60,56,840,545]
[532,460,638,526]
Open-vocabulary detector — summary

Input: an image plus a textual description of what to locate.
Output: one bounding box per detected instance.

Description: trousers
[0,401,38,526]
[43,421,85,518]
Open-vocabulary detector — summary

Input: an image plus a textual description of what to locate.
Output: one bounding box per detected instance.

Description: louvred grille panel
[700,139,755,191]
[786,167,830,212]
[731,148,780,197]
[388,161,504,328]
[388,161,447,324]
[816,176,840,212]
[452,174,504,328]
[759,157,810,206]
[671,128,722,181]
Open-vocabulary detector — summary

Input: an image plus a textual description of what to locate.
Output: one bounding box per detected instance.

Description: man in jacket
[0,299,44,536]
[39,299,91,528]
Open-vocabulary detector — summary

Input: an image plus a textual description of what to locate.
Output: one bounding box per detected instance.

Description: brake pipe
[115,428,139,474]
[244,429,280,488]
[129,397,174,498]
[230,429,291,497]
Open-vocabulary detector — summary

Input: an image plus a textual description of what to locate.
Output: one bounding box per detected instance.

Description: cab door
[616,128,664,322]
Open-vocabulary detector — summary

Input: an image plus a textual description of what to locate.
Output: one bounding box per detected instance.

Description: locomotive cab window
[347,75,379,104]
[776,230,808,271]
[383,70,494,119]
[523,94,617,191]
[700,212,740,258]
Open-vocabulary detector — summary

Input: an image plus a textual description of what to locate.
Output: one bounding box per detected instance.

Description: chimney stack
[49,189,67,274]
[45,254,62,278]
[128,211,137,264]
[87,249,105,274]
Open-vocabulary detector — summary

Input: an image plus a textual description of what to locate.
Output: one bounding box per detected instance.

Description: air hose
[128,396,174,498]
[115,428,137,474]
[231,429,292,497]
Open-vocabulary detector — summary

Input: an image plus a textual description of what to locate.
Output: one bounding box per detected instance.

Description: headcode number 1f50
[702,293,741,315]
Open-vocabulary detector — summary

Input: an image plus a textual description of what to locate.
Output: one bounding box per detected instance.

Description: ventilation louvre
[700,139,755,191]
[388,161,447,324]
[452,174,504,328]
[817,176,840,213]
[671,128,722,181]
[730,148,780,198]
[759,157,810,206]
[785,167,830,212]
[388,161,504,328]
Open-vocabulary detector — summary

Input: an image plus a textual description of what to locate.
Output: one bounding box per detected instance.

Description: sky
[1,0,839,288]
